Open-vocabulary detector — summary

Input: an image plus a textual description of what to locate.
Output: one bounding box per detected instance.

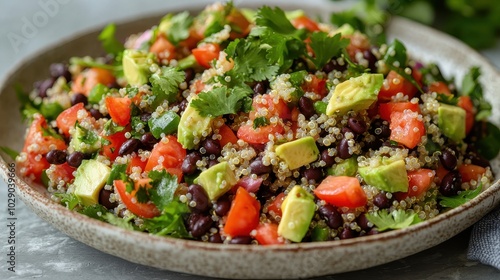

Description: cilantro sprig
[460,67,492,121]
[366,209,421,232]
[98,23,125,56]
[148,66,185,108]
[307,32,349,70]
[439,184,482,208]
[190,86,253,117]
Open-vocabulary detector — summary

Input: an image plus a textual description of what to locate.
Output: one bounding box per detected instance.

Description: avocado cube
[326,73,383,116]
[194,162,238,201]
[275,136,319,170]
[74,160,111,206]
[438,103,466,143]
[69,125,101,154]
[278,186,315,242]
[358,159,408,193]
[122,49,152,86]
[327,157,357,177]
[177,98,213,149]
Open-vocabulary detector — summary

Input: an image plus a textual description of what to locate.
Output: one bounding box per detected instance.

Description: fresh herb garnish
[142,200,190,238]
[164,11,194,46]
[98,23,125,56]
[54,193,80,210]
[366,209,421,231]
[383,39,423,93]
[148,170,179,211]
[460,66,492,121]
[106,164,128,185]
[78,204,109,222]
[439,184,482,208]
[476,122,500,160]
[308,32,349,70]
[0,146,19,161]
[148,66,185,107]
[190,86,252,117]
[253,116,270,129]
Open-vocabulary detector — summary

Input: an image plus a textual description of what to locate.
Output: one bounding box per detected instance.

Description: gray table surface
[1,1,500,279]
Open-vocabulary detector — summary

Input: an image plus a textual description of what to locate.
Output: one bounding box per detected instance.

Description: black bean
[322,59,346,73]
[439,149,457,171]
[348,117,367,135]
[208,159,219,168]
[339,227,356,239]
[337,138,350,159]
[107,81,120,89]
[253,81,268,95]
[35,78,55,98]
[49,63,71,81]
[184,68,195,84]
[318,204,343,229]
[89,108,104,120]
[188,213,213,238]
[321,149,335,168]
[99,189,118,210]
[363,49,378,72]
[140,113,152,122]
[357,213,372,231]
[250,158,272,175]
[46,149,67,165]
[140,132,159,150]
[302,167,323,182]
[188,184,210,212]
[229,236,253,245]
[371,120,391,138]
[71,93,88,106]
[67,152,85,167]
[209,233,223,243]
[373,192,392,209]
[341,127,354,136]
[118,138,141,156]
[439,170,462,196]
[202,138,221,156]
[178,99,188,113]
[366,228,379,236]
[298,96,315,119]
[182,152,202,175]
[214,195,231,217]
[465,154,490,168]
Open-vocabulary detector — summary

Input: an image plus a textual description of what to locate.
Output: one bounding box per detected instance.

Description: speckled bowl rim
[1,1,500,279]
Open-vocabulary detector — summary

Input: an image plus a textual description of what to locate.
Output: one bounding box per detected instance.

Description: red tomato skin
[457,96,475,135]
[389,110,426,149]
[101,129,129,161]
[71,68,115,96]
[51,163,77,184]
[218,124,238,148]
[18,153,50,184]
[249,94,291,121]
[428,81,452,96]
[302,75,328,98]
[314,176,367,209]
[396,169,435,200]
[150,34,176,60]
[266,192,285,219]
[378,102,420,122]
[145,136,186,172]
[378,70,419,101]
[223,187,261,237]
[291,15,320,32]
[56,103,86,137]
[114,179,160,219]
[192,43,220,68]
[253,223,285,245]
[237,123,285,145]
[105,96,132,126]
[458,164,486,183]
[22,114,67,155]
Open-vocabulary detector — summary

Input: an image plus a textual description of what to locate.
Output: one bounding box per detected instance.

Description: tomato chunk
[71,68,115,96]
[458,164,486,183]
[114,179,160,218]
[291,15,320,32]
[266,192,285,219]
[378,101,420,122]
[218,124,238,148]
[389,110,426,149]
[223,187,261,237]
[378,70,419,101]
[237,123,284,145]
[101,128,129,161]
[56,103,87,137]
[145,136,186,173]
[150,34,176,61]
[314,176,367,209]
[396,169,435,200]
[249,94,291,121]
[105,96,132,126]
[457,96,475,135]
[253,223,285,245]
[192,43,220,68]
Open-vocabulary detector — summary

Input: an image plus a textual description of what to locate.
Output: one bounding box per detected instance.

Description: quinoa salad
[13,1,500,245]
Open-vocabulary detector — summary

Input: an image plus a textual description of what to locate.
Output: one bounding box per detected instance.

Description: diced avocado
[88,84,109,104]
[69,125,101,154]
[194,162,238,201]
[73,160,111,206]
[275,136,319,170]
[285,10,305,20]
[327,157,358,176]
[438,103,466,143]
[333,23,355,36]
[358,159,408,193]
[122,49,152,86]
[278,186,316,243]
[177,98,213,149]
[326,73,383,116]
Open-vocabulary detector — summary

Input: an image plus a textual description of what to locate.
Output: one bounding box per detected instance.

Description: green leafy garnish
[253,116,270,129]
[366,209,421,232]
[439,184,482,208]
[383,39,423,93]
[476,122,500,160]
[255,6,297,35]
[41,126,64,140]
[142,200,190,238]
[308,32,349,69]
[0,146,19,161]
[69,57,119,71]
[190,86,252,117]
[75,123,100,146]
[106,164,127,185]
[103,119,125,136]
[148,66,185,107]
[98,23,125,56]
[148,170,179,211]
[460,66,492,121]
[103,213,136,231]
[79,204,109,222]
[165,11,193,46]
[54,193,80,210]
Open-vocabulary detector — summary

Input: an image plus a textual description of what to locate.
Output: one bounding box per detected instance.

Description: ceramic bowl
[1,1,499,279]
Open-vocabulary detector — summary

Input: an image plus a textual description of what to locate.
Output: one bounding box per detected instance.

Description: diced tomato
[429,81,452,96]
[457,96,475,135]
[389,110,425,149]
[71,68,115,96]
[314,176,367,209]
[101,128,129,161]
[266,192,286,218]
[378,101,420,122]
[105,96,132,126]
[180,28,204,49]
[396,169,435,200]
[191,79,205,94]
[192,43,220,68]
[227,9,251,39]
[302,75,328,98]
[22,114,67,155]
[150,34,176,61]
[223,187,261,237]
[253,223,285,245]
[378,70,419,101]
[145,135,186,172]
[436,164,449,184]
[249,94,292,121]
[127,154,148,174]
[114,179,160,218]
[345,32,371,59]
[218,124,238,148]
[50,163,77,184]
[458,164,486,183]
[19,153,50,184]
[56,103,87,137]
[237,123,285,145]
[291,15,320,32]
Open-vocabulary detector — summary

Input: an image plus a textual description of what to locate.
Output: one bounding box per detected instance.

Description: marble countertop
[1,1,499,279]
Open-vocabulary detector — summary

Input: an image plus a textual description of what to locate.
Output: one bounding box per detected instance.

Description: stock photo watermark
[5,163,17,273]
[6,0,73,54]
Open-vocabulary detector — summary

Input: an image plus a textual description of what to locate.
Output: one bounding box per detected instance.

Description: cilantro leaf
[135,185,150,204]
[253,116,270,129]
[142,200,190,238]
[41,126,63,140]
[165,11,193,46]
[54,193,80,210]
[148,170,179,211]
[98,23,125,56]
[103,119,125,136]
[476,122,500,160]
[103,212,136,231]
[76,123,100,146]
[149,66,185,107]
[439,184,482,208]
[0,146,19,161]
[106,164,127,185]
[383,40,423,93]
[460,67,492,121]
[308,32,349,69]
[79,204,109,222]
[190,86,252,117]
[255,6,297,35]
[366,209,421,232]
